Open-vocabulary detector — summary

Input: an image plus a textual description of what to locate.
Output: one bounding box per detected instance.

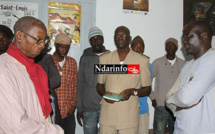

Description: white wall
[2,0,214,133]
[95,0,215,129]
[96,0,185,60]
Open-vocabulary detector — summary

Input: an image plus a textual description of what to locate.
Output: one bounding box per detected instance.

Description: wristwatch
[133,89,138,96]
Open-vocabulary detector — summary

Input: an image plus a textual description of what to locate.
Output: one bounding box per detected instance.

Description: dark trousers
[60,114,76,134]
[50,89,61,125]
[153,106,175,134]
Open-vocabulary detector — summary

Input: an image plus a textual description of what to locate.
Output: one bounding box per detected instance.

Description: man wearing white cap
[76,26,110,134]
[52,33,78,134]
[150,38,185,134]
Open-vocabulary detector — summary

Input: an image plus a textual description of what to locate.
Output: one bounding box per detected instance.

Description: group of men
[0,15,215,134]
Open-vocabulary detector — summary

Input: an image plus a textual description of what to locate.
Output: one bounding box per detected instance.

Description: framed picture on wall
[184,0,215,35]
[123,0,149,11]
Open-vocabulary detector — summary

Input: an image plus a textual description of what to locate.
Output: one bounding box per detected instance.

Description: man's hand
[67,106,76,116]
[152,99,157,107]
[76,112,83,126]
[119,88,134,101]
[104,91,116,103]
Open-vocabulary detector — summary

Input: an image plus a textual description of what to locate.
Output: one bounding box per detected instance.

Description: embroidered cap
[88,26,103,40]
[55,33,71,45]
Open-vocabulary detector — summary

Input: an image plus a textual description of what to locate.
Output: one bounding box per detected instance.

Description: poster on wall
[0,1,38,31]
[184,0,215,35]
[123,0,149,15]
[48,2,81,52]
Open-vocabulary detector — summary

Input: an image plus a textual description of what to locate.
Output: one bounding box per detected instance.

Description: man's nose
[62,48,67,53]
[0,37,4,43]
[39,42,45,49]
[94,40,99,45]
[182,39,187,45]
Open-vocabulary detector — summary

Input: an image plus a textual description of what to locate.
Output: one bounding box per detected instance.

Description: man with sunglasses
[0,16,63,134]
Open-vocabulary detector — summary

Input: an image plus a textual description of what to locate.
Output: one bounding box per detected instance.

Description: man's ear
[201,32,208,40]
[129,36,132,43]
[15,31,22,42]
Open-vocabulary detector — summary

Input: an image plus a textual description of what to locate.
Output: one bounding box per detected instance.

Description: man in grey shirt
[76,26,110,134]
[150,38,185,134]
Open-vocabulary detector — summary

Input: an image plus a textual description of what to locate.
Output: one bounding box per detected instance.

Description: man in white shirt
[0,16,63,134]
[166,20,215,134]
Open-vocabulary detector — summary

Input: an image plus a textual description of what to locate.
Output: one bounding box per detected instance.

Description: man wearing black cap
[0,25,14,55]
[150,38,185,134]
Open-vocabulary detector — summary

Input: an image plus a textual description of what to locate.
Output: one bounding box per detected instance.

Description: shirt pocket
[121,74,140,88]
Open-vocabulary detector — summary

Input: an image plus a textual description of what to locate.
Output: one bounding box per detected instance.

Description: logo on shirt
[94,64,140,74]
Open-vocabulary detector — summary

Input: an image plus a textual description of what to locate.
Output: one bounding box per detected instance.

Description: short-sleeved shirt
[97,49,151,129]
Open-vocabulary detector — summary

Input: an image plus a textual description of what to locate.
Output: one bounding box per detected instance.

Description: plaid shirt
[52,55,77,119]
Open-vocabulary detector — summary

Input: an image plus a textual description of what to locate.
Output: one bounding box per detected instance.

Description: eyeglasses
[114,34,129,38]
[21,31,50,45]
